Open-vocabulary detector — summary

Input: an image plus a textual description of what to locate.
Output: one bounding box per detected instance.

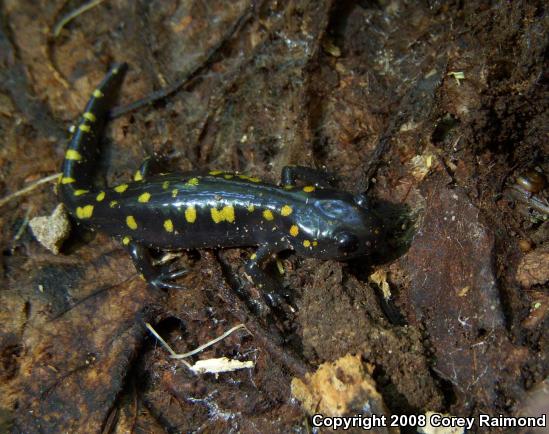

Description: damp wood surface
[0,1,547,432]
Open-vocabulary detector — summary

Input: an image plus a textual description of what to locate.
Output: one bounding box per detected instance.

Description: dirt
[0,0,547,433]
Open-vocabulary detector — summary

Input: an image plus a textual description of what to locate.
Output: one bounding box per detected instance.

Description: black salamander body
[59,64,386,302]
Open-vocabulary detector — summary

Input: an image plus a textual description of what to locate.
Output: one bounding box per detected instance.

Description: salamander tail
[59,63,127,208]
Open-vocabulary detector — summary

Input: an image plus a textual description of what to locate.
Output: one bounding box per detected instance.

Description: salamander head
[292,191,385,260]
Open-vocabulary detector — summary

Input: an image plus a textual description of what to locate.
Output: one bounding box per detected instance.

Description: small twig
[13,206,33,241]
[0,173,61,208]
[52,0,107,38]
[109,4,254,119]
[49,273,139,321]
[174,324,250,359]
[145,323,249,359]
[145,323,179,358]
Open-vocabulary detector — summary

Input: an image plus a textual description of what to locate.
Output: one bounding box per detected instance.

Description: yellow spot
[110,200,118,208]
[283,185,294,190]
[211,205,235,223]
[61,177,75,184]
[263,209,274,221]
[172,189,178,198]
[162,181,170,190]
[209,170,223,175]
[313,240,318,246]
[92,89,104,98]
[114,184,128,193]
[186,177,199,186]
[185,206,197,223]
[303,186,315,193]
[248,177,261,183]
[78,123,91,132]
[138,192,151,203]
[247,204,255,212]
[250,253,257,260]
[290,225,299,237]
[65,149,82,161]
[238,175,250,180]
[303,240,311,248]
[280,205,293,216]
[164,219,174,233]
[134,171,143,181]
[223,174,233,179]
[74,189,89,196]
[76,205,94,219]
[83,112,96,122]
[96,191,105,201]
[126,215,137,230]
[122,236,131,245]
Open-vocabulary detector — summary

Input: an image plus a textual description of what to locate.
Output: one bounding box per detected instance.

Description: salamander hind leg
[133,156,165,182]
[124,240,188,290]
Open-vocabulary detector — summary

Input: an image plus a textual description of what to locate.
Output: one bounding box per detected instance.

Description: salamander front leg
[124,241,187,290]
[245,244,293,312]
[281,165,336,188]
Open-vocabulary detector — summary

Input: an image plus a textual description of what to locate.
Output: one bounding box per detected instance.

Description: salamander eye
[336,232,359,253]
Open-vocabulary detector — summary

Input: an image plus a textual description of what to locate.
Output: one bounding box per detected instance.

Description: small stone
[516,248,549,287]
[29,204,71,254]
[291,354,391,422]
[518,239,533,253]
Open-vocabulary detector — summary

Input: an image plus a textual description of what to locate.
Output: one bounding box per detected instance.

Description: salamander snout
[293,195,386,261]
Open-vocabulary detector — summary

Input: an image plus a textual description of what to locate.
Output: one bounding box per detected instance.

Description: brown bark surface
[0,1,547,432]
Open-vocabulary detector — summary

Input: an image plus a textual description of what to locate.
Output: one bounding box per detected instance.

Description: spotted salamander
[59,63,385,305]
